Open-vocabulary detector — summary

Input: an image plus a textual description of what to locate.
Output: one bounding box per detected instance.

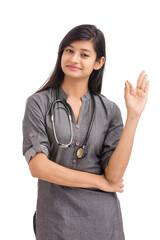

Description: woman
[22,24,149,240]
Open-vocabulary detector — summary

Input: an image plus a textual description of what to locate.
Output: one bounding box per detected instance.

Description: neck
[61,76,89,100]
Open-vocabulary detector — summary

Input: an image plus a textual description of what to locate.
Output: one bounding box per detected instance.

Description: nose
[70,52,80,63]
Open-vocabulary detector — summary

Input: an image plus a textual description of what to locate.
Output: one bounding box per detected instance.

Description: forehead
[66,40,96,53]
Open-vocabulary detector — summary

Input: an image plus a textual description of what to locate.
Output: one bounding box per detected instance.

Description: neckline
[59,85,91,102]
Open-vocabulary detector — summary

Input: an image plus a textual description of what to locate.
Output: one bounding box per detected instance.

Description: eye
[65,49,73,53]
[81,53,89,58]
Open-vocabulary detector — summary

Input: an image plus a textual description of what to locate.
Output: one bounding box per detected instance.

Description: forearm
[29,153,124,192]
[29,153,100,189]
[105,70,149,183]
[105,114,140,183]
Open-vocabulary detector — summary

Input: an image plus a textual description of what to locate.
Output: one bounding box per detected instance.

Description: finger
[119,189,124,193]
[127,80,136,96]
[127,80,134,89]
[121,178,124,183]
[125,81,129,90]
[140,74,148,91]
[124,81,130,98]
[127,80,134,91]
[136,70,146,89]
[125,81,132,94]
[144,80,150,94]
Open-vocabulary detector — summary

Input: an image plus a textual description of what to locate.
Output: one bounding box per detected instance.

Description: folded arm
[28,153,124,193]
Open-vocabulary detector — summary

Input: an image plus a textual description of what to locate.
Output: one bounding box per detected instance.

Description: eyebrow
[68,44,92,53]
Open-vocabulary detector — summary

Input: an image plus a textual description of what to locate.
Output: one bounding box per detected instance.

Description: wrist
[126,112,140,123]
[93,174,101,189]
[124,113,140,131]
[93,174,104,189]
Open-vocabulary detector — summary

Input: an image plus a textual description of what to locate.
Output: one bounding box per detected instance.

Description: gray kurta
[22,86,125,240]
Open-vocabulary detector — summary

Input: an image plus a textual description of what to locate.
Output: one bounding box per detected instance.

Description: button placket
[71,124,80,165]
[76,142,80,146]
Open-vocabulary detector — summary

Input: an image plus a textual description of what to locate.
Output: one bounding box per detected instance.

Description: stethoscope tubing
[50,87,96,158]
[51,99,73,148]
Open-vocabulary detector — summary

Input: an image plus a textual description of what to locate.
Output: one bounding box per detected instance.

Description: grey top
[22,86,125,240]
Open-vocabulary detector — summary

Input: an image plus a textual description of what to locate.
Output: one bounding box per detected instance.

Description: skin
[61,40,105,123]
[28,40,149,193]
[105,71,150,183]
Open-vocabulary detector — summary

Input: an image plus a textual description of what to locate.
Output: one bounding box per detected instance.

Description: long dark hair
[36,24,106,95]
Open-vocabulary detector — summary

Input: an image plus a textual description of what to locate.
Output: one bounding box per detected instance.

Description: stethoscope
[50,87,96,159]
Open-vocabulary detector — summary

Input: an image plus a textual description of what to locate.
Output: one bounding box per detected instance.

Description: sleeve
[100,103,124,172]
[22,95,50,164]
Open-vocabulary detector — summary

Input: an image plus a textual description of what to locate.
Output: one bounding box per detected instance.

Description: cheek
[61,55,67,71]
[84,61,96,73]
[61,54,65,66]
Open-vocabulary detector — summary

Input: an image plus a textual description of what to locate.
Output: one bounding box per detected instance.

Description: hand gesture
[124,71,150,118]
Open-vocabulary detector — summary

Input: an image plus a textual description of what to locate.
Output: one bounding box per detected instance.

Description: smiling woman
[22,24,149,240]
[61,40,105,89]
[36,24,106,94]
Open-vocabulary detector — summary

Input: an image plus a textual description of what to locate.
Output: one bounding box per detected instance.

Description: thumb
[124,81,130,96]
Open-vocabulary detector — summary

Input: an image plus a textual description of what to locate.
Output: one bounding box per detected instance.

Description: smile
[67,65,82,71]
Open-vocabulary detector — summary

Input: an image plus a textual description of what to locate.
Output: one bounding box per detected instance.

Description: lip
[67,65,82,71]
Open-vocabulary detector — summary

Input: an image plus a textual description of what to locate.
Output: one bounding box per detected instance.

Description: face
[61,40,105,81]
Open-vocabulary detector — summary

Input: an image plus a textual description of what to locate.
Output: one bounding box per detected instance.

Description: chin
[64,71,82,79]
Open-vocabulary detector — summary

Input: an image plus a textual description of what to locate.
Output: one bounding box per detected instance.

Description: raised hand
[124,71,150,118]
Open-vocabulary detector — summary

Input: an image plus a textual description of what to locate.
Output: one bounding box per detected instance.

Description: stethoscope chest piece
[76,147,87,159]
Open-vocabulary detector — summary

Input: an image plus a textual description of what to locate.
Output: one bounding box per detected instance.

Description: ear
[93,57,105,70]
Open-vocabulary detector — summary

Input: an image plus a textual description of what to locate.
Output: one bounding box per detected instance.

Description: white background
[0,0,159,239]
